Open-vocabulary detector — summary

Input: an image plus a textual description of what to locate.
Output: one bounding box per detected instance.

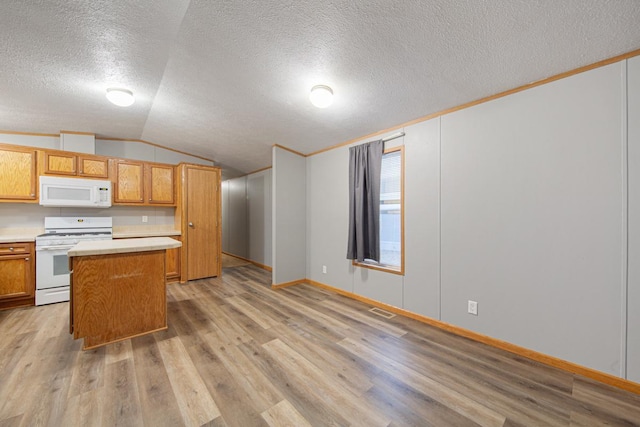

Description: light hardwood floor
[1,264,639,426]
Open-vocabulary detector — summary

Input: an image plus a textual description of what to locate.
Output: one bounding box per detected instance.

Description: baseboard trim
[222,252,272,272]
[271,279,307,289]
[299,278,640,395]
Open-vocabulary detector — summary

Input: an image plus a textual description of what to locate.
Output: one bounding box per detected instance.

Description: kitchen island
[68,237,181,350]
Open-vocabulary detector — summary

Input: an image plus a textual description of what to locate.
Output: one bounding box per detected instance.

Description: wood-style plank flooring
[1,264,639,426]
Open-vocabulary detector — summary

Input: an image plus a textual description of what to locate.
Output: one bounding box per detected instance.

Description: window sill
[352,260,404,276]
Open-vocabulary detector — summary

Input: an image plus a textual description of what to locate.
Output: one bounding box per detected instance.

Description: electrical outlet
[142,216,148,223]
[468,300,478,316]
[322,265,327,274]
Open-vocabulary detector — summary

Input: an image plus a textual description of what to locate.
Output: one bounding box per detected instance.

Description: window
[356,146,404,274]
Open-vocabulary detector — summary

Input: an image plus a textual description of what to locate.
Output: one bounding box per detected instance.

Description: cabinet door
[78,155,109,178]
[166,237,181,282]
[0,243,35,309]
[0,146,37,201]
[114,160,144,203]
[0,252,33,301]
[147,164,175,204]
[44,152,77,175]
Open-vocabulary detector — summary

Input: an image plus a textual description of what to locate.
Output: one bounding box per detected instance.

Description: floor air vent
[368,307,396,319]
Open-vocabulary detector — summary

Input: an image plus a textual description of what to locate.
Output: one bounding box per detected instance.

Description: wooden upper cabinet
[40,150,109,179]
[113,160,145,203]
[44,151,76,175]
[0,144,37,201]
[113,160,175,206]
[78,155,109,178]
[147,163,175,204]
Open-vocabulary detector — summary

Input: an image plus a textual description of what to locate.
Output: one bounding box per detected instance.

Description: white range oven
[35,217,113,306]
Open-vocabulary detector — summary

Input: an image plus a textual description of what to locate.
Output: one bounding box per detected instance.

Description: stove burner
[36,231,112,238]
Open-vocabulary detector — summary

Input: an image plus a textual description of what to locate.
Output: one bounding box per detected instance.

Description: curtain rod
[382,131,405,142]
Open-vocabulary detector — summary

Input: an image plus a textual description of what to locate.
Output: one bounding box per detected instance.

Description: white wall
[223,176,248,258]
[0,133,59,149]
[306,145,352,290]
[273,147,306,285]
[305,60,635,379]
[440,62,625,375]
[221,180,230,252]
[221,169,273,266]
[0,133,213,166]
[96,139,213,166]
[60,133,94,154]
[403,118,441,319]
[0,203,175,229]
[305,131,412,308]
[248,169,272,267]
[627,55,640,382]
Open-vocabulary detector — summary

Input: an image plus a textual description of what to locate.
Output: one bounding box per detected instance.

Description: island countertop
[68,236,181,257]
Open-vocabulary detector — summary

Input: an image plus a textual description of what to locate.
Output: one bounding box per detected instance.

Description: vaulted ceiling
[2,1,640,177]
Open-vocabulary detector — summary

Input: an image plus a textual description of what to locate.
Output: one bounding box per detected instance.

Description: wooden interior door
[186,166,220,280]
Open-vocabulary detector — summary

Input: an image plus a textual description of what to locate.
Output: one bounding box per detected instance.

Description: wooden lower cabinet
[0,242,35,310]
[70,250,167,350]
[166,236,181,283]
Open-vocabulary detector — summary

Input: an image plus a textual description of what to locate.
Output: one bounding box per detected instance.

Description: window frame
[352,145,405,275]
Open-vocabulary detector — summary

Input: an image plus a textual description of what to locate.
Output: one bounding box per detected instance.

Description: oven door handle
[36,245,75,251]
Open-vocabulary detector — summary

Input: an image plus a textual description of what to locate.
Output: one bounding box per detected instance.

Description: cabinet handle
[30,193,35,197]
[25,257,30,261]
[9,247,14,251]
[188,222,194,228]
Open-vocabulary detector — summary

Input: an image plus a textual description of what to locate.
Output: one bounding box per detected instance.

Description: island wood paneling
[71,250,167,349]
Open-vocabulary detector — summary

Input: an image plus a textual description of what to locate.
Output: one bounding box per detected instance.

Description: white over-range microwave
[39,176,112,208]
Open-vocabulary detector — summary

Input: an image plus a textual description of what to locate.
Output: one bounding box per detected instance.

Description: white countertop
[0,228,42,243]
[111,225,180,238]
[112,230,181,238]
[0,226,181,242]
[0,234,37,243]
[68,236,182,257]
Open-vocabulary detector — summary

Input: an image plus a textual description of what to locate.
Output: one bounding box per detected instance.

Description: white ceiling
[2,1,640,177]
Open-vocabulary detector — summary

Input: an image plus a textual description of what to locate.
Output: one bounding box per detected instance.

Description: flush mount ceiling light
[309,85,334,108]
[106,88,135,107]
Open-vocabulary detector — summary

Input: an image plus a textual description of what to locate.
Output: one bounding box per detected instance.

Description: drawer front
[0,243,30,256]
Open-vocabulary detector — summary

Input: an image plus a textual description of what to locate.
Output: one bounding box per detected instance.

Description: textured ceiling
[1,1,640,177]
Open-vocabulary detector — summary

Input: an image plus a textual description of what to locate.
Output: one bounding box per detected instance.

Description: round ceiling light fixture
[106,88,135,107]
[309,85,334,108]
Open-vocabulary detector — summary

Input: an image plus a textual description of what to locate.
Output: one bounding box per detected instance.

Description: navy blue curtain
[347,140,383,262]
